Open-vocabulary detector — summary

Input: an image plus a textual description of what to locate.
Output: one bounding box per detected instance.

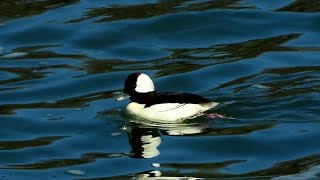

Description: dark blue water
[0,0,319,179]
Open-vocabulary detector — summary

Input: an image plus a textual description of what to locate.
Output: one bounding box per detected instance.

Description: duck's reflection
[127,126,161,158]
[125,120,209,159]
[125,119,272,159]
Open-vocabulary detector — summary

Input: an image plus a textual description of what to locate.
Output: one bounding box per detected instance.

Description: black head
[123,73,141,96]
[119,73,156,103]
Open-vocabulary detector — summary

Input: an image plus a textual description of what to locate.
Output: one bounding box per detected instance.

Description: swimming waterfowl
[117,73,219,122]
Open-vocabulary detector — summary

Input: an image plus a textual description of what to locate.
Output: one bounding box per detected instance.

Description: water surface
[0,0,319,179]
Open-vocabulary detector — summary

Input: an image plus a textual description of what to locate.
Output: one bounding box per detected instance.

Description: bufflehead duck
[117,73,219,122]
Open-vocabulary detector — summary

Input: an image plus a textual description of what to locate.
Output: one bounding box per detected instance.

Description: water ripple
[4,152,126,170]
[0,0,319,179]
[67,0,252,23]
[0,0,80,22]
[276,0,320,12]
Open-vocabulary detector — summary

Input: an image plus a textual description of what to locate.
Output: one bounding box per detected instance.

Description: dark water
[0,0,319,179]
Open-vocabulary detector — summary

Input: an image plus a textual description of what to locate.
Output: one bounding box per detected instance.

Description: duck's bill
[116,93,130,101]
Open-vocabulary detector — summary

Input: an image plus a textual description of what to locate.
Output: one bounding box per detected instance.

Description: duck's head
[117,73,155,103]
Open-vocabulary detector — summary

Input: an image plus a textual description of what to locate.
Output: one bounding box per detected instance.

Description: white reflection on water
[273,165,320,180]
[1,52,28,59]
[124,118,207,159]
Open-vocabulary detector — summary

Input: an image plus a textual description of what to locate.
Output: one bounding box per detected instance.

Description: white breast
[126,102,218,123]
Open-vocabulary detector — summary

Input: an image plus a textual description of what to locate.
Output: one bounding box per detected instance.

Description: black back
[123,73,211,106]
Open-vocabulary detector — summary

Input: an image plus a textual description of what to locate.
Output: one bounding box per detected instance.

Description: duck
[117,73,219,123]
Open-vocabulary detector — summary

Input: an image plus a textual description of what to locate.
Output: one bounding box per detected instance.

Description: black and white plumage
[117,73,218,122]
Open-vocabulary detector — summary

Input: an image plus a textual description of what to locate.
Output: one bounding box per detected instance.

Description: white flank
[126,102,219,123]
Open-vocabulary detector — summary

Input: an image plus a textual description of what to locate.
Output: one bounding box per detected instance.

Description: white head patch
[135,73,155,93]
